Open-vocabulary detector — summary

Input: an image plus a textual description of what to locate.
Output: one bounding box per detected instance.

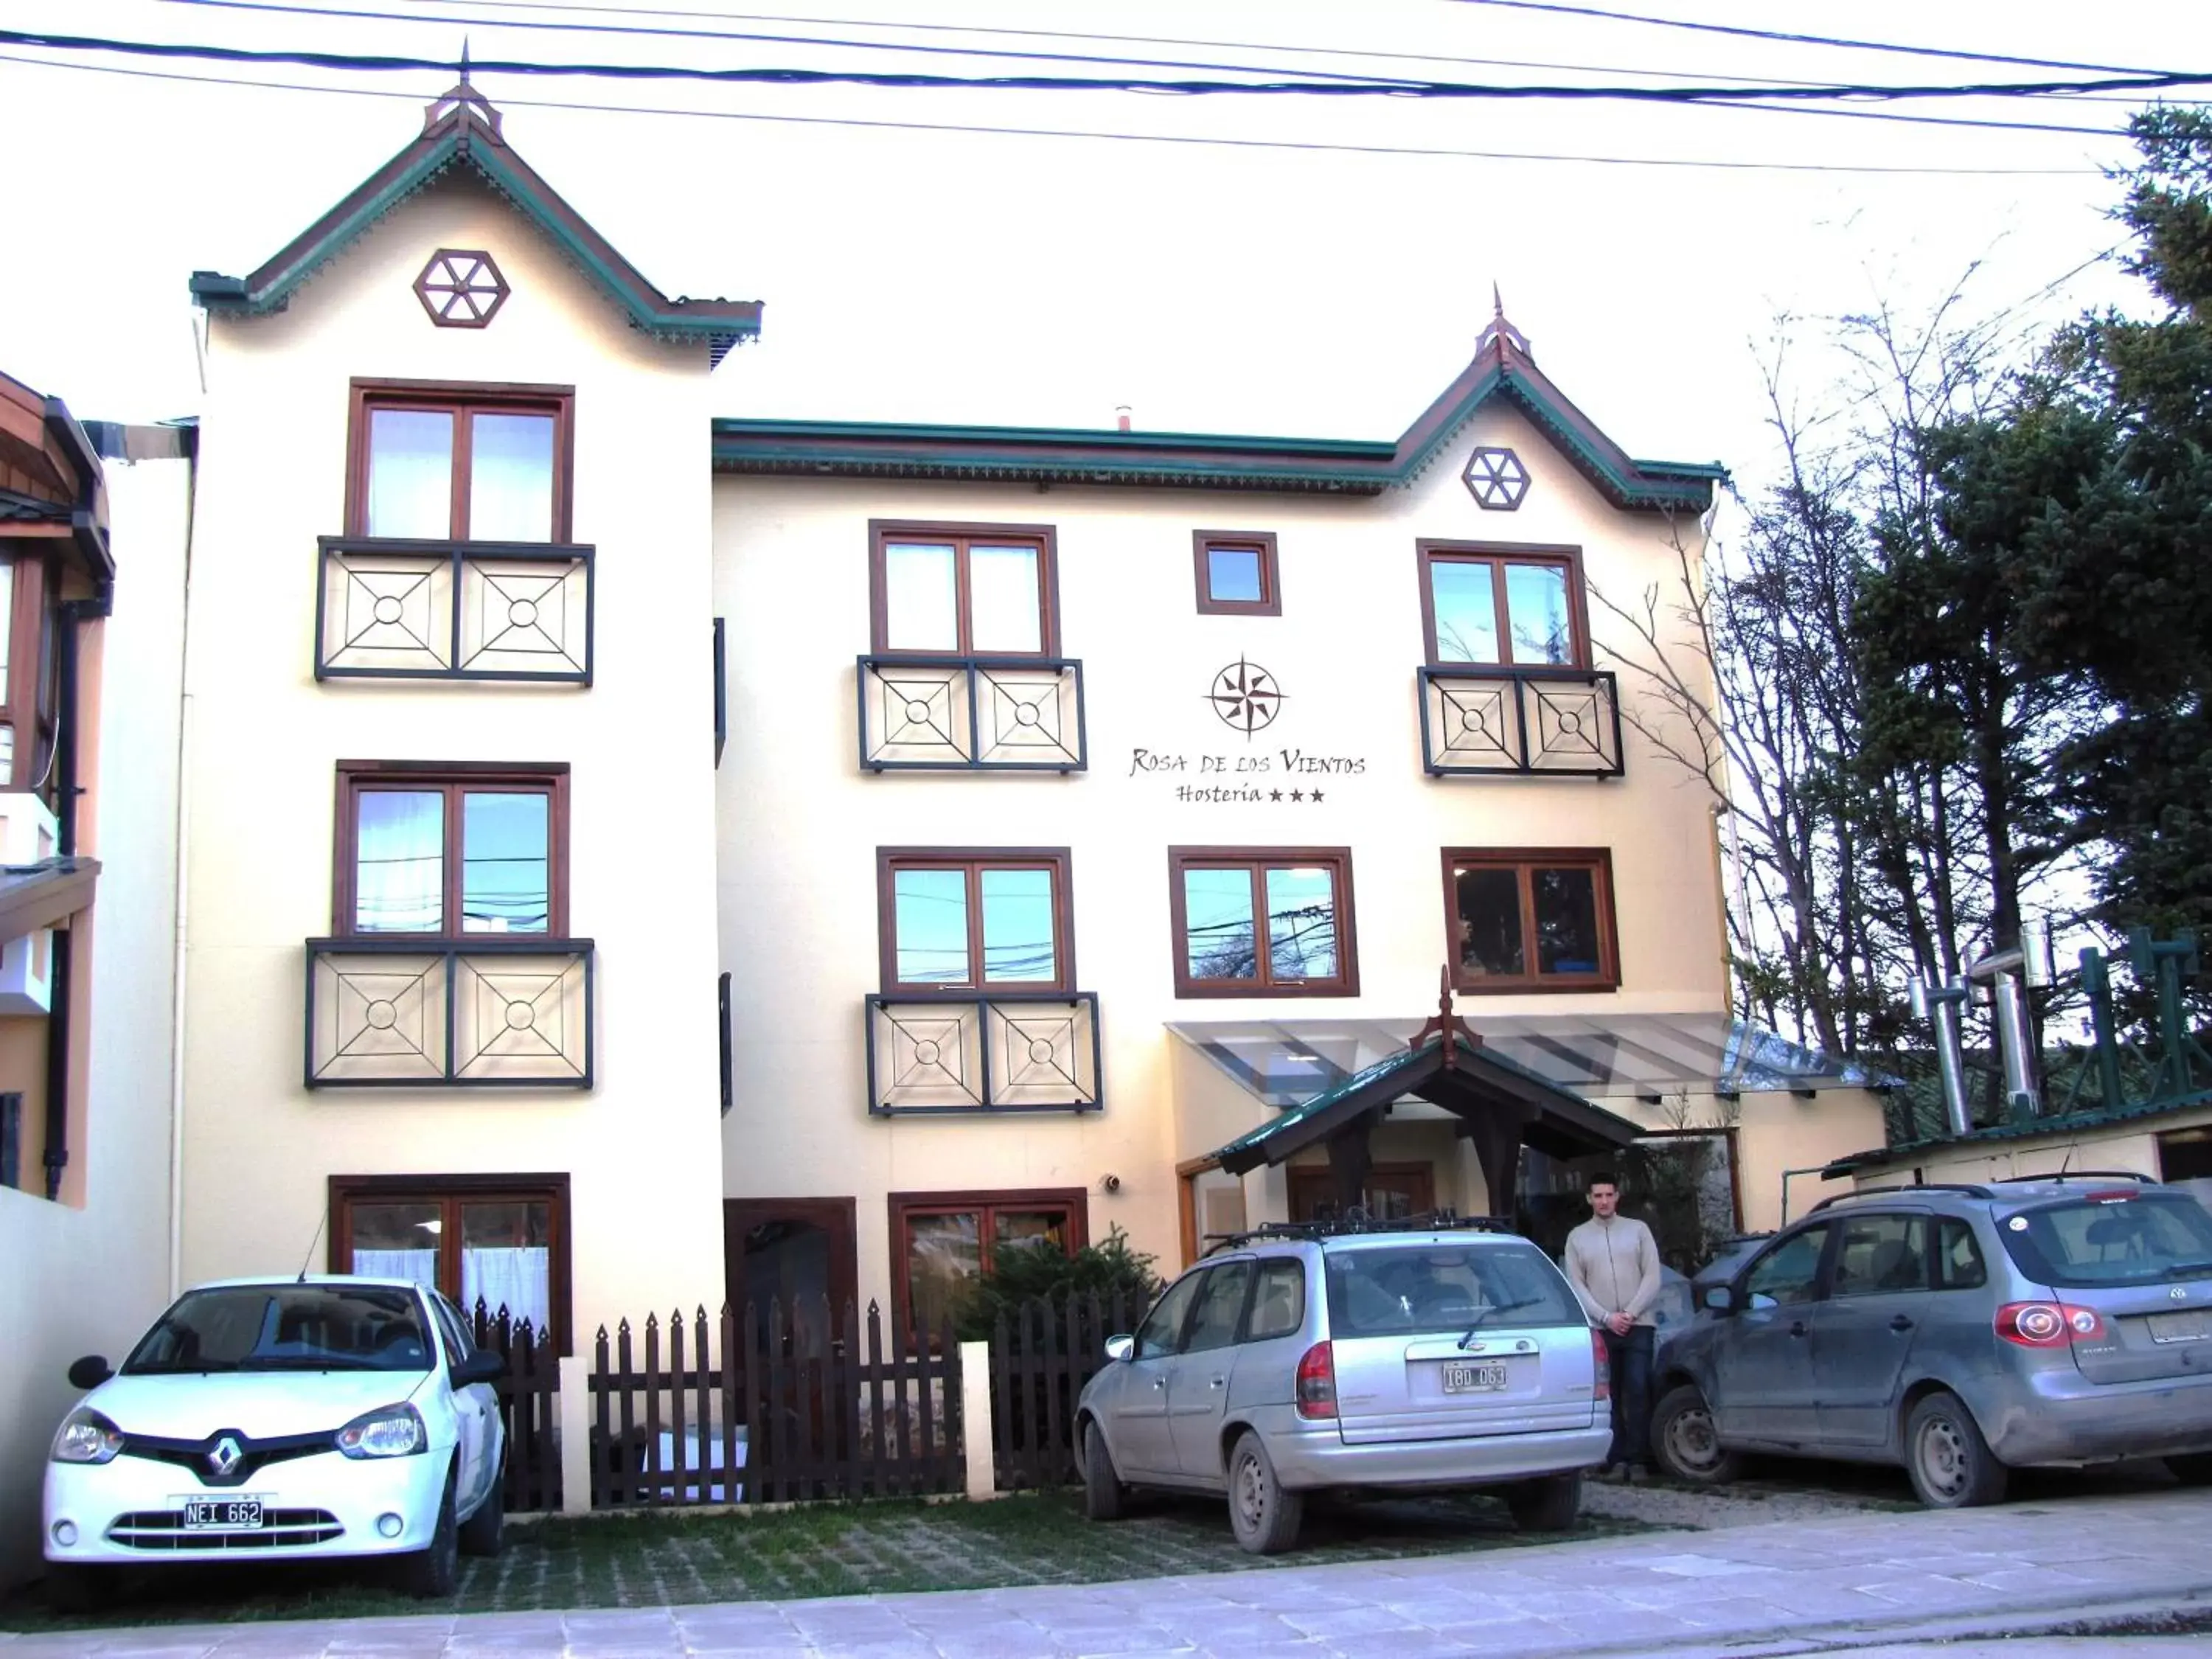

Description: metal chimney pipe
[1911,974,1974,1138]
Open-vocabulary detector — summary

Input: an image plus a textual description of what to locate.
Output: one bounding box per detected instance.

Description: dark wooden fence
[586,1299,963,1508]
[466,1302,563,1513]
[987,1291,1142,1490]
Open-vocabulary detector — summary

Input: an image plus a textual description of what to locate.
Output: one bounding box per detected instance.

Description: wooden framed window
[888,1188,1087,1339]
[1416,540,1589,668]
[877,848,1074,994]
[869,521,1059,656]
[346,379,575,543]
[1444,847,1619,992]
[1193,530,1281,616]
[334,761,570,937]
[328,1172,573,1353]
[0,556,55,790]
[1168,847,1358,998]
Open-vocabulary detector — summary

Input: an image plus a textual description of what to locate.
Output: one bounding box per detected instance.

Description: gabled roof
[714,297,1725,509]
[189,77,761,366]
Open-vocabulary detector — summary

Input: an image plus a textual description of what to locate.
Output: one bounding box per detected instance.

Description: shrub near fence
[587,1299,964,1509]
[988,1290,1143,1490]
[465,1302,563,1513]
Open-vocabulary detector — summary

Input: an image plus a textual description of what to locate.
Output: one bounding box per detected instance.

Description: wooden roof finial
[1411,966,1481,1069]
[1475,285,1532,362]
[423,38,504,142]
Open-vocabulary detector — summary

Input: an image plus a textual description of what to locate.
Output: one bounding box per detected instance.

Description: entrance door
[723,1198,858,1360]
[1289,1162,1435,1223]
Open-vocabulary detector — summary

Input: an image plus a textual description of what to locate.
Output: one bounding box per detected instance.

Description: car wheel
[1905,1391,2008,1509]
[399,1466,461,1598]
[2168,1453,2212,1486]
[43,1563,108,1616]
[1225,1430,1303,1556]
[1080,1420,1126,1522]
[1504,1472,1582,1531]
[458,1472,504,1559]
[1653,1384,1739,1485]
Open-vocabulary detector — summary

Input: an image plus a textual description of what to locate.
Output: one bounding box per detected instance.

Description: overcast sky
[0,0,2196,501]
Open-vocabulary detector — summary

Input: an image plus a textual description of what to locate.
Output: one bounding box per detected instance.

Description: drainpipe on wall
[42,598,105,1200]
[168,431,201,1295]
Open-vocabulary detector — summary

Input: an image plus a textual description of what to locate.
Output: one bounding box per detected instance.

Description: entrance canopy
[1201,1004,1644,1219]
[1169,1011,1894,1108]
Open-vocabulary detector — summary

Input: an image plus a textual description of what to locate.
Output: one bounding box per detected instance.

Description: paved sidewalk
[7,1488,2212,1658]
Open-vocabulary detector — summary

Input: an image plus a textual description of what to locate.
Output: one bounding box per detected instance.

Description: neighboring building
[0,372,191,1587]
[169,82,1890,1514]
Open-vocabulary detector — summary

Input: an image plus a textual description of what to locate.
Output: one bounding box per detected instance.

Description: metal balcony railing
[305,937,594,1088]
[316,537,594,684]
[857,655,1086,772]
[1417,665,1624,779]
[865,992,1102,1115]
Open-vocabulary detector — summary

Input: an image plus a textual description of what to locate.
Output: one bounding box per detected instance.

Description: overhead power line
[1,24,2204,100]
[1445,0,2166,78]
[146,0,2129,136]
[0,49,2107,175]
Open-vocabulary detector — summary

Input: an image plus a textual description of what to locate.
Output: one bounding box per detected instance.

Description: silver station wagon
[1074,1218,1612,1553]
[1652,1175,2212,1506]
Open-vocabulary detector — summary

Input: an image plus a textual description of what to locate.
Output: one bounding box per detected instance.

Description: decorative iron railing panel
[857,655,1086,772]
[1417,666,1624,778]
[865,992,1102,1115]
[305,937,594,1088]
[316,537,594,684]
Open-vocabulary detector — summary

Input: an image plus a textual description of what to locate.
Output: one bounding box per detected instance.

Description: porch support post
[1325,1110,1379,1215]
[1455,1107,1528,1221]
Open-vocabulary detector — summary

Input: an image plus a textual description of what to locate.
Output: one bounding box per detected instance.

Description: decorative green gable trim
[715,307,1725,509]
[190,78,760,365]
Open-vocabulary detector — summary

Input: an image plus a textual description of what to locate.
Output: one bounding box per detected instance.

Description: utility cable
[1444,0,2166,78]
[0,49,2108,175]
[0,24,2203,100]
[145,0,2127,136]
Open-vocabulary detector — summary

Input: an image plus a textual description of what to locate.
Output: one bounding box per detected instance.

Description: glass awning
[1167,1012,1899,1108]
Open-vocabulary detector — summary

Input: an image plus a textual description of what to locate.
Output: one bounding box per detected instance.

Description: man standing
[1562,1172,1660,1481]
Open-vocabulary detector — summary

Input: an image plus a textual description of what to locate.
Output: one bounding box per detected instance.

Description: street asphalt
[5,1486,2212,1657]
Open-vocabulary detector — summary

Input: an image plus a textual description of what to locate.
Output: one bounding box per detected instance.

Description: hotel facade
[125,82,1888,1516]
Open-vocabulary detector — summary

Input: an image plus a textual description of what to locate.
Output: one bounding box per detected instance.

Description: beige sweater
[1562,1214,1662,1327]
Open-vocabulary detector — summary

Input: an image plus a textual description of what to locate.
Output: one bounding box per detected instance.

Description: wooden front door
[1288,1162,1436,1223]
[723,1197,858,1360]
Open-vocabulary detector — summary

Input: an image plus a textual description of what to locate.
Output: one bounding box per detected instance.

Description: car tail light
[1591,1329,1611,1402]
[1995,1301,2109,1347]
[1295,1341,1337,1420]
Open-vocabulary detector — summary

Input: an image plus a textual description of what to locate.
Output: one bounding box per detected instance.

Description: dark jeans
[1605,1324,1655,1467]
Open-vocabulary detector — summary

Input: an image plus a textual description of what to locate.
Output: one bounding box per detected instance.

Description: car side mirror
[453,1349,506,1388]
[1701,1285,1736,1315]
[1103,1334,1134,1363]
[66,1355,113,1391]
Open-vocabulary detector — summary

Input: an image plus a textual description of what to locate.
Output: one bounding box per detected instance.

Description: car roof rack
[1203,1208,1513,1253]
[1809,1182,1993,1212]
[1991,1169,2156,1186]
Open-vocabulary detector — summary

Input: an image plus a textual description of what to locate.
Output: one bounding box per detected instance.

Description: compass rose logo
[1206,658,1284,738]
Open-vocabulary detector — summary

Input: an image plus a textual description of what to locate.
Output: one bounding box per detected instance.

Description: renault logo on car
[206,1435,243,1478]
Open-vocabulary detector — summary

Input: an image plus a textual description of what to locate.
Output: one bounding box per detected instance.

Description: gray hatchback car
[1652,1175,2212,1506]
[1073,1220,1612,1554]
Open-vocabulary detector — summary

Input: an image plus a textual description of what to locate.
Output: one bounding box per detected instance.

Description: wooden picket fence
[465,1301,563,1513]
[586,1299,963,1508]
[987,1291,1144,1490]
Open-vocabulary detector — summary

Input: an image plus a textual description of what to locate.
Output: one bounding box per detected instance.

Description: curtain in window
[354,1248,439,1287]
[355,790,445,932]
[967,546,1041,652]
[366,409,454,538]
[463,1246,552,1330]
[468,414,556,543]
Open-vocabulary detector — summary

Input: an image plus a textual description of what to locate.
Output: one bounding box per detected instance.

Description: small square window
[1445,848,1618,992]
[1194,532,1281,616]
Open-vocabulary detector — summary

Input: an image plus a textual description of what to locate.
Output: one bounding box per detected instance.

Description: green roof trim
[715,311,1726,509]
[1823,1088,2212,1178]
[190,80,760,364]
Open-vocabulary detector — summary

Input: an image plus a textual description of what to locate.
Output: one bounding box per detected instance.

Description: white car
[42,1276,506,1610]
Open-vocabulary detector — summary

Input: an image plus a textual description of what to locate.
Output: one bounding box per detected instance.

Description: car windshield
[1997,1194,2212,1290]
[1324,1242,1582,1336]
[122,1284,434,1374]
